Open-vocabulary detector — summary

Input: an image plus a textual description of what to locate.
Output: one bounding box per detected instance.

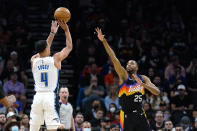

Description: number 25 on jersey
[41,72,48,87]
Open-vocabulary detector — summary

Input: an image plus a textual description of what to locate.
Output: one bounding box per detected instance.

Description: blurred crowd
[1,0,197,131]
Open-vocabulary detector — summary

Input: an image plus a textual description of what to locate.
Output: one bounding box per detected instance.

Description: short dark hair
[35,40,47,53]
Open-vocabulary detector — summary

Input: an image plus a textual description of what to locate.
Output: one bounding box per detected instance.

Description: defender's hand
[57,20,69,31]
[132,74,143,86]
[95,27,105,42]
[51,20,59,34]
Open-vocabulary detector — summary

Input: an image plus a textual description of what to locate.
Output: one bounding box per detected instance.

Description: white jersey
[32,56,59,92]
[59,102,73,129]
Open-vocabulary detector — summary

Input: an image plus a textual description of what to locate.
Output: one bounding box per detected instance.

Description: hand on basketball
[95,27,105,42]
[57,20,69,31]
[51,20,59,34]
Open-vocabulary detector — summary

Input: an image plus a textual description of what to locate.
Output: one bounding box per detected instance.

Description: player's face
[126,60,138,74]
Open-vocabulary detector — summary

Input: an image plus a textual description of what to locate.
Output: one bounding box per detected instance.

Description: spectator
[59,87,75,131]
[191,118,197,131]
[20,114,29,131]
[163,120,174,131]
[180,116,192,131]
[186,58,197,109]
[6,112,17,122]
[171,84,194,111]
[0,113,6,131]
[109,124,120,131]
[3,72,26,113]
[82,121,91,131]
[4,119,20,131]
[165,56,186,88]
[175,124,184,131]
[74,112,84,131]
[151,111,164,130]
[90,108,104,129]
[100,117,110,131]
[82,76,105,110]
[104,85,120,111]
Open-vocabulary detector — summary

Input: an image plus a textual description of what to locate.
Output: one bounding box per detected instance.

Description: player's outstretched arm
[132,74,160,95]
[53,21,72,68]
[46,20,59,47]
[95,28,128,84]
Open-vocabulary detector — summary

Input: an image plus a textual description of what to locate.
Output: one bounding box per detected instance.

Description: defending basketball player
[95,28,160,131]
[29,20,72,131]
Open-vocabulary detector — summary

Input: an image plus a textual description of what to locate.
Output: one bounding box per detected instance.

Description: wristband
[50,32,56,35]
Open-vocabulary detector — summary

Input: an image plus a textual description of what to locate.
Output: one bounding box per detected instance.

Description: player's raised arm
[53,20,73,69]
[95,28,128,84]
[46,20,59,47]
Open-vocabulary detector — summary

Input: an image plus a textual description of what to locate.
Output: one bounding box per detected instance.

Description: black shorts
[120,110,150,131]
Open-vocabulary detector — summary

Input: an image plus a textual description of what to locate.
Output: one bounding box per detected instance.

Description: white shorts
[29,92,60,130]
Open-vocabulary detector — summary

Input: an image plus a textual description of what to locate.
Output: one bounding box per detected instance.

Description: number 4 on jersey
[41,72,48,87]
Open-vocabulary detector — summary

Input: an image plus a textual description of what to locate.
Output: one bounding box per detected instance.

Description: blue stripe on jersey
[53,69,59,93]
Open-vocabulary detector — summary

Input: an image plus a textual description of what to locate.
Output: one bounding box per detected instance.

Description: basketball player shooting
[95,28,160,131]
[29,20,72,131]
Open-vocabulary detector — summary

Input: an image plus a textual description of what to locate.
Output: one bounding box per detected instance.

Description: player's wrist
[50,31,56,35]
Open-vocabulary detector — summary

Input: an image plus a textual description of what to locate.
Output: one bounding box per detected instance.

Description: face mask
[83,128,91,131]
[11,126,19,131]
[110,107,116,113]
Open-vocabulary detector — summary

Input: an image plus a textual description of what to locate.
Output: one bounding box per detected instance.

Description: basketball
[54,7,71,22]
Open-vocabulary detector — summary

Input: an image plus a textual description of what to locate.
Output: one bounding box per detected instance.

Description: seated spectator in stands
[104,67,119,91]
[100,117,110,131]
[90,108,104,129]
[75,112,84,131]
[147,67,155,82]
[191,118,197,131]
[6,112,17,122]
[165,56,186,81]
[175,124,184,131]
[146,46,163,71]
[3,119,20,131]
[149,89,169,111]
[82,121,91,131]
[171,84,194,111]
[82,76,105,109]
[106,103,118,123]
[163,120,174,131]
[150,111,164,130]
[3,72,26,112]
[1,60,16,82]
[109,124,120,131]
[20,114,29,131]
[165,56,186,91]
[186,58,197,109]
[9,51,28,88]
[80,63,102,87]
[104,85,120,111]
[180,116,192,131]
[83,99,103,121]
[143,102,154,122]
[0,113,6,130]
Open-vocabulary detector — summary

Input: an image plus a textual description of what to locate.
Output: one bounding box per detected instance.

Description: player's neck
[39,52,48,58]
